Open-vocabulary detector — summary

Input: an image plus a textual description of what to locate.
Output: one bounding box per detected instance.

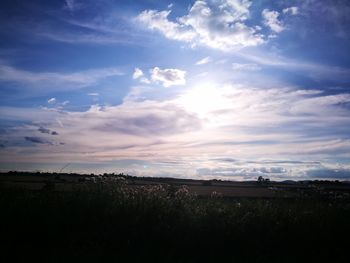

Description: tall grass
[0,179,349,262]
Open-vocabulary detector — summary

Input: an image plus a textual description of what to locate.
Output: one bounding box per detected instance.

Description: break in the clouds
[1,0,350,180]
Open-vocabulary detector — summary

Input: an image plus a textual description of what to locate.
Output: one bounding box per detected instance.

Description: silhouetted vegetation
[0,173,349,262]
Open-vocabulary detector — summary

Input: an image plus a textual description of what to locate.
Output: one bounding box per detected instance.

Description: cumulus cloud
[132,68,144,79]
[283,6,299,15]
[150,67,186,87]
[136,0,264,51]
[262,9,284,33]
[195,56,211,65]
[136,10,196,42]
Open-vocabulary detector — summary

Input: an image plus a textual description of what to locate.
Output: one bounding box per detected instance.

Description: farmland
[1,172,350,262]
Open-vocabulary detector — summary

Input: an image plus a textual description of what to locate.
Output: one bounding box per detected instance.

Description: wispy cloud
[0,63,124,92]
[232,63,260,71]
[195,56,211,65]
[64,0,82,12]
[236,51,350,82]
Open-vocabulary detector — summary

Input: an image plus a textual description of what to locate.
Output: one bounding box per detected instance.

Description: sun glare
[177,82,230,117]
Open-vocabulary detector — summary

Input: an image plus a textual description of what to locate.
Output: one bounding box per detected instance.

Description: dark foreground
[1,173,350,262]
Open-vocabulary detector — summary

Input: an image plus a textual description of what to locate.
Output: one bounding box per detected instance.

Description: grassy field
[1,172,350,262]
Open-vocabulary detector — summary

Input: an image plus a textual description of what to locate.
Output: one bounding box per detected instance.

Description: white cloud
[47,98,56,104]
[150,67,186,87]
[140,77,151,84]
[283,6,299,15]
[262,9,284,33]
[136,0,264,51]
[132,68,144,79]
[1,82,350,180]
[88,93,99,96]
[132,67,186,87]
[136,10,196,42]
[232,63,261,71]
[195,56,211,65]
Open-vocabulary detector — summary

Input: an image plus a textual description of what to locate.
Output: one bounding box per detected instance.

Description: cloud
[150,67,186,87]
[25,137,52,145]
[47,98,56,104]
[136,10,196,42]
[283,7,299,15]
[132,67,186,87]
[64,0,81,12]
[136,0,264,51]
[88,93,99,96]
[262,9,284,33]
[38,127,58,135]
[306,168,350,179]
[195,56,211,65]
[232,63,261,71]
[0,63,124,92]
[140,77,151,84]
[1,78,350,180]
[132,68,144,79]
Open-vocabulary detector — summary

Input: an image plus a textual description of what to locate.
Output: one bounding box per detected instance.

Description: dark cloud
[197,166,286,177]
[96,106,201,136]
[38,127,50,134]
[306,168,350,179]
[212,158,238,163]
[38,127,59,135]
[25,136,51,144]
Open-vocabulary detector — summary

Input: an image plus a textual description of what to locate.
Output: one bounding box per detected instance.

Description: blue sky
[1,0,350,180]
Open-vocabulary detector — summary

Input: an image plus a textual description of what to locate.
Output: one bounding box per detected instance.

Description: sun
[177,82,231,117]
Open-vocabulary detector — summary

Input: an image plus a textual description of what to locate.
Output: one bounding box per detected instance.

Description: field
[1,172,350,262]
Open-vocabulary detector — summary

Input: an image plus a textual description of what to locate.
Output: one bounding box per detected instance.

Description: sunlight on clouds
[262,9,284,33]
[137,0,264,50]
[132,68,143,79]
[176,83,233,120]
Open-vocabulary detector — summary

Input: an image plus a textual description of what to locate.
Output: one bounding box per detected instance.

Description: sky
[0,0,350,180]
